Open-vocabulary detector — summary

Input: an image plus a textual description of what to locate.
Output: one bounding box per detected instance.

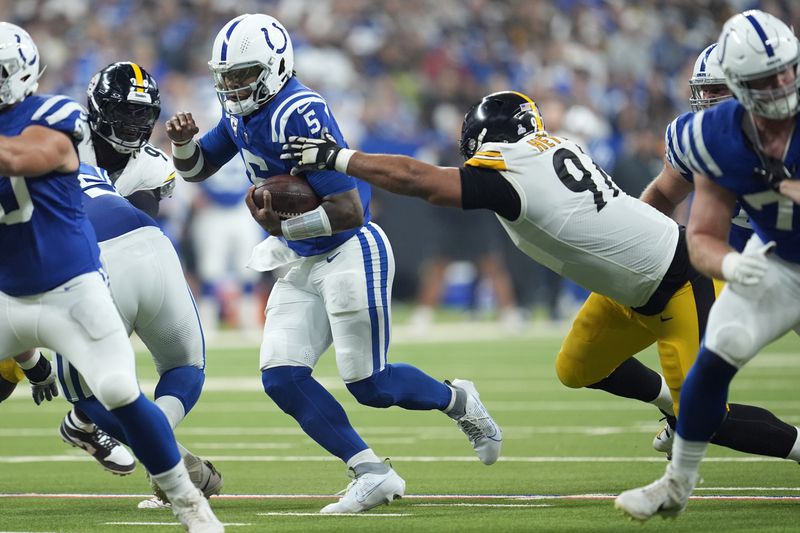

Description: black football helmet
[87,62,160,153]
[459,91,545,160]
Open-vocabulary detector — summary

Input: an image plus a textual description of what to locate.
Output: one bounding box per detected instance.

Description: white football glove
[721,241,776,286]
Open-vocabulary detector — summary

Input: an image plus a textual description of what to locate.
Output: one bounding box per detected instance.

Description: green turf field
[1,323,798,532]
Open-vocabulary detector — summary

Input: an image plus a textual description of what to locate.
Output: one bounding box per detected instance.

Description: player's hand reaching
[245,185,283,236]
[165,112,200,146]
[721,240,776,286]
[281,133,344,175]
[21,355,59,406]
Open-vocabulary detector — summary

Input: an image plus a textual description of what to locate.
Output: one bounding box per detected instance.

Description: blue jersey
[681,99,800,263]
[198,77,371,256]
[665,110,753,252]
[78,163,159,242]
[0,95,100,297]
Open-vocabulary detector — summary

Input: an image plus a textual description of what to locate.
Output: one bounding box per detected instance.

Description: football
[253,174,321,220]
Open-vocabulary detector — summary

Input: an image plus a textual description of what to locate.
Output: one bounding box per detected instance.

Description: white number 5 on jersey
[0,177,34,225]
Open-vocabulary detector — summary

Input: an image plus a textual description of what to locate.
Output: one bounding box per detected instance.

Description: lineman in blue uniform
[0,22,221,532]
[56,163,224,509]
[165,13,502,514]
[617,10,800,521]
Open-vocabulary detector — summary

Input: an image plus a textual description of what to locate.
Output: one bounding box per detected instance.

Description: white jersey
[79,134,176,198]
[467,134,679,308]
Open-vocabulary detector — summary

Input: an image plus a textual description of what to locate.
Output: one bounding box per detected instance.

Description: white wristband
[171,140,198,159]
[16,351,40,370]
[334,148,356,174]
[281,204,333,241]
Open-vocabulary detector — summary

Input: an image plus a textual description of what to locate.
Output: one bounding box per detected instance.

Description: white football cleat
[448,379,502,465]
[615,467,696,522]
[140,454,223,509]
[59,415,135,476]
[320,465,405,514]
[652,423,674,457]
[170,487,224,533]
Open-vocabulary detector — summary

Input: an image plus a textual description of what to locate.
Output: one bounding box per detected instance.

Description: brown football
[253,174,321,220]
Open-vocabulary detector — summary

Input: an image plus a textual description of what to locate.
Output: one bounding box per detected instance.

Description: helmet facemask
[731,61,800,120]
[89,99,159,153]
[211,60,284,116]
[689,81,732,111]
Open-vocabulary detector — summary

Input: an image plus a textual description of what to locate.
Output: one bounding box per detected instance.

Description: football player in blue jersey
[616,10,800,521]
[165,13,502,514]
[632,44,799,459]
[0,22,222,532]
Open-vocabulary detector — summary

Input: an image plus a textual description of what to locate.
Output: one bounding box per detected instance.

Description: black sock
[711,403,798,458]
[586,357,662,403]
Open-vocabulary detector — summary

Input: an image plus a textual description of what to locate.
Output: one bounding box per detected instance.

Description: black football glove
[22,353,59,405]
[281,132,343,175]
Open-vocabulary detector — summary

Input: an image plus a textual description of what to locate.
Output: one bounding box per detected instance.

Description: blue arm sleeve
[198,116,238,169]
[281,99,357,197]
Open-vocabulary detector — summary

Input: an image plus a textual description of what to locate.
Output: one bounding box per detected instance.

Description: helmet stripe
[130,62,145,92]
[699,43,716,73]
[509,91,545,132]
[220,17,244,62]
[744,13,775,57]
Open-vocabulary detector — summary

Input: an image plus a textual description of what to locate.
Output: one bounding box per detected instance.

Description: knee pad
[94,372,140,410]
[261,365,312,413]
[346,371,394,408]
[706,325,755,369]
[154,365,205,415]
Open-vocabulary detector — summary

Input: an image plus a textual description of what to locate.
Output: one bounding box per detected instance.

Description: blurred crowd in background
[4,0,799,331]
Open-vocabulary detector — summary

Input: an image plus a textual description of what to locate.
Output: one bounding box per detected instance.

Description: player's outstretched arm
[282,134,463,207]
[639,162,694,216]
[0,126,79,176]
[165,112,218,182]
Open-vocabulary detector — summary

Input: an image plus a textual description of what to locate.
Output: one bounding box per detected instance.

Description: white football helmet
[689,44,731,111]
[0,22,41,108]
[208,14,294,116]
[718,9,800,119]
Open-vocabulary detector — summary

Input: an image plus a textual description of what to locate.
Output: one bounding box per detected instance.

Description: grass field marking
[104,523,252,527]
[257,512,411,517]
[5,492,800,502]
[413,503,553,508]
[0,454,792,464]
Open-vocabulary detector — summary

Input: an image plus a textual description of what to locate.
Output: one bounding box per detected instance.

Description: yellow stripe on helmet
[130,62,145,92]
[509,91,544,132]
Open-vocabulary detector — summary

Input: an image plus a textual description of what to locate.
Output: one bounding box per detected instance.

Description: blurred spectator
[8,0,797,322]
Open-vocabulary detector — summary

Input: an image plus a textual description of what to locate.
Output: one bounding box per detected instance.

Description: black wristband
[22,354,51,383]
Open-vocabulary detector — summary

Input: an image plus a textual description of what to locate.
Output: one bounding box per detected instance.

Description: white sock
[346,449,382,469]
[442,385,458,413]
[150,460,195,501]
[155,395,186,429]
[651,374,675,416]
[670,435,706,482]
[786,427,800,462]
[68,409,95,432]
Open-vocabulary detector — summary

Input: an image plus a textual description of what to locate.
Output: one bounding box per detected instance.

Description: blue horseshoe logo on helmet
[261,23,288,54]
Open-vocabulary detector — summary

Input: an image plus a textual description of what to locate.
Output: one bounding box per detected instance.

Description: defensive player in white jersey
[0,22,221,532]
[283,89,800,464]
[165,13,502,514]
[616,10,800,521]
